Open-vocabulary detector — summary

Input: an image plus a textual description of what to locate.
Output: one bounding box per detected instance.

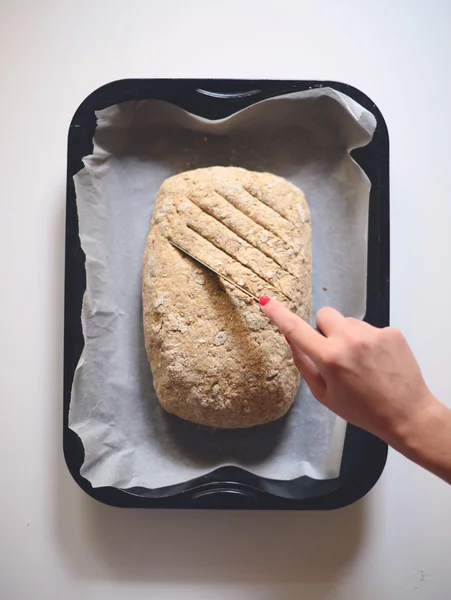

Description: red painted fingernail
[259,295,271,306]
[284,336,291,346]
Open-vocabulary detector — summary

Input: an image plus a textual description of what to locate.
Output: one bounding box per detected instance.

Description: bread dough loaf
[142,167,311,428]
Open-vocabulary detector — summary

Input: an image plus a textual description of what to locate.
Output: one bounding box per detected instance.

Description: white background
[1,1,450,598]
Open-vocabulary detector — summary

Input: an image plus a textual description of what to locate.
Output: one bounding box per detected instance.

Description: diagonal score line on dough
[214,190,293,246]
[215,187,298,240]
[187,193,299,277]
[169,226,291,305]
[241,185,298,227]
[186,223,296,303]
[182,197,295,280]
[183,226,290,301]
[168,240,260,302]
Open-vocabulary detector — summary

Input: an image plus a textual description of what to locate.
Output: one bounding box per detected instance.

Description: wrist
[391,394,441,450]
[388,393,451,482]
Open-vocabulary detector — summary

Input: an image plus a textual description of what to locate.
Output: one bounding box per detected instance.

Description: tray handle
[188,486,262,509]
[195,85,263,100]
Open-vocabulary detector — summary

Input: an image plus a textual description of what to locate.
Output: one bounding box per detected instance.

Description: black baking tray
[64,79,389,509]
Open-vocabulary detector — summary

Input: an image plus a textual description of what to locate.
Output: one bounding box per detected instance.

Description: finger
[291,345,327,400]
[345,317,374,331]
[316,307,346,336]
[259,296,326,362]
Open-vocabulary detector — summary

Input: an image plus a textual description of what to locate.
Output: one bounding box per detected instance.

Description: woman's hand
[259,296,451,483]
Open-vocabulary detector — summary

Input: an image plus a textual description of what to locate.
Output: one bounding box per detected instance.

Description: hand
[259,297,440,451]
[260,296,451,482]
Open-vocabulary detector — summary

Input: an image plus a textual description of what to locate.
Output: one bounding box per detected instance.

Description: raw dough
[142,166,311,428]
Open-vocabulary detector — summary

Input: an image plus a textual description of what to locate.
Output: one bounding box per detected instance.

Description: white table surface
[1,1,451,598]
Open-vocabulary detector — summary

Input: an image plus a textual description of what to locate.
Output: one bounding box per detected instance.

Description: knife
[169,239,260,302]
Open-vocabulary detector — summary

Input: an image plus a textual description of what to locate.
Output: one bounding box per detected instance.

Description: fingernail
[284,336,291,346]
[259,295,271,306]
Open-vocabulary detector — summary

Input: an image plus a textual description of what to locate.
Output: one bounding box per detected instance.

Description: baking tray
[64,79,389,509]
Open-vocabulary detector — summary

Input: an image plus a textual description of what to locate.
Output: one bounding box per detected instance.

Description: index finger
[259,296,326,362]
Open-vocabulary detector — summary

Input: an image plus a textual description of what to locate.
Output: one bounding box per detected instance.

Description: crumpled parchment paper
[70,87,376,489]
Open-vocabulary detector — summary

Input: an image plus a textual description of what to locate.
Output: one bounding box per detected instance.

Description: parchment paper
[70,87,376,490]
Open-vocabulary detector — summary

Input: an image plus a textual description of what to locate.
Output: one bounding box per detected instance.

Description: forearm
[388,395,451,484]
